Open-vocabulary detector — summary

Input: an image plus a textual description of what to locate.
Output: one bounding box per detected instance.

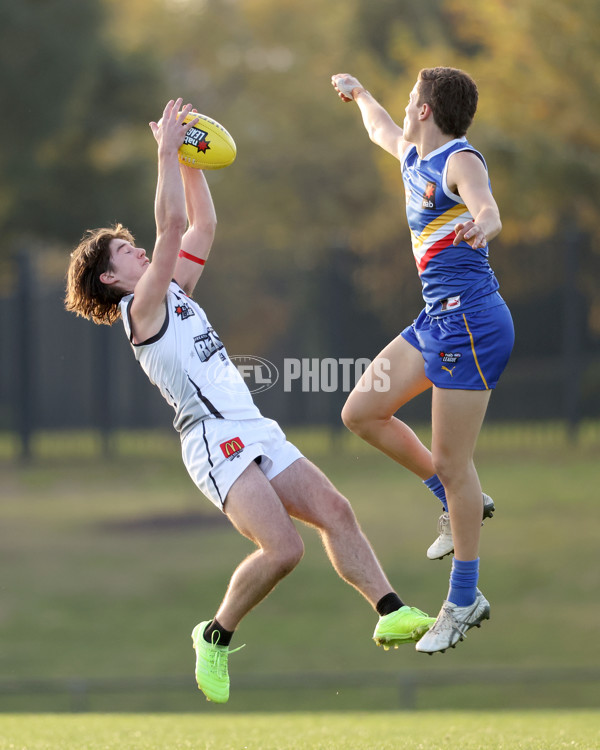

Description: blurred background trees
[0,0,162,251]
[1,0,599,435]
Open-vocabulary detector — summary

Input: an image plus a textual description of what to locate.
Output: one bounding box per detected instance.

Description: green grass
[0,711,598,750]
[1,425,599,712]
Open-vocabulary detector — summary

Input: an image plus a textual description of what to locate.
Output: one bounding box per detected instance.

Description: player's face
[104,238,150,292]
[403,81,421,142]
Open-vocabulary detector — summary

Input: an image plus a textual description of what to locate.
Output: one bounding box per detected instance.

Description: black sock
[376,592,405,616]
[203,618,234,647]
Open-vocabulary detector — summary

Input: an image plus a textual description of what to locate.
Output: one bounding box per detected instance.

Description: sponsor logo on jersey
[439,351,462,364]
[220,437,245,460]
[440,351,461,377]
[441,295,461,311]
[422,181,437,209]
[194,328,224,362]
[174,302,195,320]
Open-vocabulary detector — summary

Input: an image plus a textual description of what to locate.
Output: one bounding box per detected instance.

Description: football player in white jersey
[65,98,436,703]
[332,69,514,654]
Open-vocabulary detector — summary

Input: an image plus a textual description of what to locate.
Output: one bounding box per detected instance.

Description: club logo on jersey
[174,302,195,320]
[194,328,224,363]
[422,181,437,209]
[184,126,211,153]
[220,437,245,460]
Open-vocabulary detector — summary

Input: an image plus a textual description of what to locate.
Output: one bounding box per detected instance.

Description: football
[178,112,237,170]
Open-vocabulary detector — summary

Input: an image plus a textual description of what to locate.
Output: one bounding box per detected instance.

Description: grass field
[1,423,599,714]
[0,711,598,749]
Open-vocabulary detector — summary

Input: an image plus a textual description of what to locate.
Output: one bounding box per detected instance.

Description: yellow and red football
[178,112,236,170]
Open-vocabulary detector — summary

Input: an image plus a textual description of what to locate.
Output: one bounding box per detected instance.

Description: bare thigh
[431,387,492,475]
[343,334,431,423]
[270,457,349,528]
[224,460,301,550]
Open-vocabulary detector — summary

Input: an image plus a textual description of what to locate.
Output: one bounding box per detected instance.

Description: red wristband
[178,249,206,265]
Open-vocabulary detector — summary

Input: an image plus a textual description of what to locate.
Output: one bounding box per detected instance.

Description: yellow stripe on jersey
[462,313,489,390]
[411,204,469,250]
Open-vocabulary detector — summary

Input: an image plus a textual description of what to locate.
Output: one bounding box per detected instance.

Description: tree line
[1,0,598,367]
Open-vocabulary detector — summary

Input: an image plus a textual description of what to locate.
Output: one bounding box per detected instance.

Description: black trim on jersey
[165,386,177,410]
[187,375,224,419]
[457,147,487,170]
[172,279,189,299]
[202,421,223,504]
[127,297,170,347]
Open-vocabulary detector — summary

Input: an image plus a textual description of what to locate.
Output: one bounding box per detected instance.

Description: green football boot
[191,621,244,703]
[373,606,436,650]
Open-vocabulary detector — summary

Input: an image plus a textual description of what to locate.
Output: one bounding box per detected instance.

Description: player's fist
[331,74,363,102]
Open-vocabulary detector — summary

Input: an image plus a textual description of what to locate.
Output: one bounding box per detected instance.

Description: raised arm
[129,99,199,340]
[331,74,407,160]
[173,165,217,296]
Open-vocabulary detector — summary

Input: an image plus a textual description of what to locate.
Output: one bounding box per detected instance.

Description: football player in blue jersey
[331,68,514,654]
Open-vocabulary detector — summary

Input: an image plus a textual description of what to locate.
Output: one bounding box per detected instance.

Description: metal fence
[1,667,598,712]
[3,249,600,458]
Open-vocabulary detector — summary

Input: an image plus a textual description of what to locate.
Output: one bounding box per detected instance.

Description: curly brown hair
[417,67,478,138]
[65,224,136,326]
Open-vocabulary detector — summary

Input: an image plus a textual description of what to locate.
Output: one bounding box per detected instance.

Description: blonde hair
[65,224,135,325]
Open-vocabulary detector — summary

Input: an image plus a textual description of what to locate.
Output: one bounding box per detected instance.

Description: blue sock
[447,557,479,607]
[423,474,448,512]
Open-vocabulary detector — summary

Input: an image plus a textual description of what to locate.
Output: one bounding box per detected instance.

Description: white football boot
[415,589,490,654]
[426,493,495,560]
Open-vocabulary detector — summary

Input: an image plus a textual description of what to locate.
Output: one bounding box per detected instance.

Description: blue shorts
[401,303,514,390]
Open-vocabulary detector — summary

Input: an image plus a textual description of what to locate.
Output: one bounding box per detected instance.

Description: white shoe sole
[416,592,490,654]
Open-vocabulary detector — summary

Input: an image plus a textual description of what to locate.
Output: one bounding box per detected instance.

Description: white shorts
[181,416,304,510]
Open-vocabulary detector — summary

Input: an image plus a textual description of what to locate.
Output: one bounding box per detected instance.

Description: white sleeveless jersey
[119,281,262,436]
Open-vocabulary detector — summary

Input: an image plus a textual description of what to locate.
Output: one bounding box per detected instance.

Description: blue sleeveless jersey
[401,137,500,317]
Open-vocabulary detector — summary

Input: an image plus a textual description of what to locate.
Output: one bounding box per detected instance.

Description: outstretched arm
[173,166,217,296]
[331,73,407,160]
[130,98,199,340]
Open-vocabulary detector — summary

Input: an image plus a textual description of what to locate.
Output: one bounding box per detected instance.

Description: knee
[431,454,450,487]
[330,492,357,526]
[431,454,473,490]
[341,400,370,437]
[271,532,304,575]
[340,400,357,433]
[316,489,358,531]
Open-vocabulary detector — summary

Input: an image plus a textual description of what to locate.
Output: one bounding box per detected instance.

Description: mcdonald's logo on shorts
[220,437,245,460]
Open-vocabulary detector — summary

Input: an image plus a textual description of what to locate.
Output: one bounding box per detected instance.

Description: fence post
[397,673,417,710]
[15,250,34,461]
[67,678,90,712]
[562,228,583,442]
[92,322,113,458]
